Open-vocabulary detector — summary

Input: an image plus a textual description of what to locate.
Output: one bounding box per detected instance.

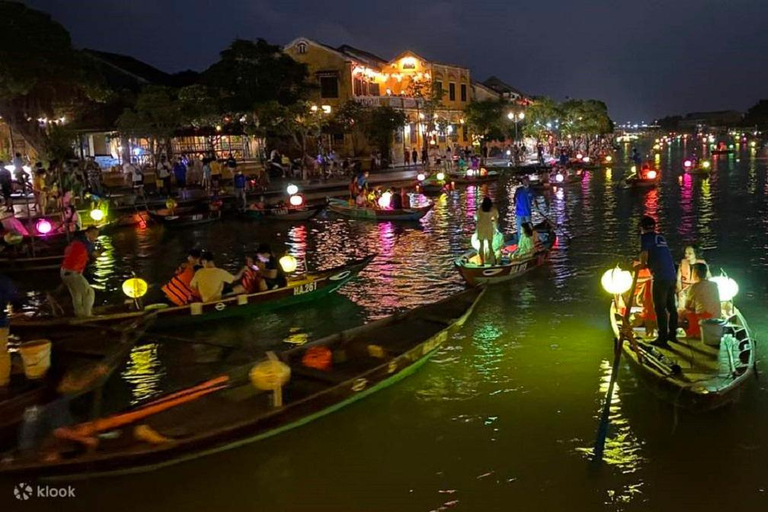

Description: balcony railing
[354,96,426,109]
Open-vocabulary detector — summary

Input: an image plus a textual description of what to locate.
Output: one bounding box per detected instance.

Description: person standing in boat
[682,262,721,338]
[190,251,236,303]
[255,244,287,289]
[0,162,13,211]
[476,197,499,266]
[233,168,248,211]
[513,176,533,235]
[162,249,203,306]
[60,226,101,317]
[636,216,678,347]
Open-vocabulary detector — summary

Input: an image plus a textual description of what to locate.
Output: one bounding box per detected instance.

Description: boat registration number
[192,214,203,221]
[293,281,317,295]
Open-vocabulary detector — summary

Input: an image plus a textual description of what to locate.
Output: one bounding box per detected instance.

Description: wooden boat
[0,287,485,479]
[0,251,62,273]
[242,203,324,221]
[12,255,374,334]
[620,172,659,189]
[447,170,499,185]
[148,206,221,228]
[418,177,447,195]
[454,222,557,286]
[328,198,433,221]
[609,283,754,411]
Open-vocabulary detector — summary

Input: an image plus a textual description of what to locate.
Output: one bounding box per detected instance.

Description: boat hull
[328,199,433,221]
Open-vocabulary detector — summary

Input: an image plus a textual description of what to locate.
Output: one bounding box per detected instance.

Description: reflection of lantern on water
[601,267,633,294]
[121,344,164,405]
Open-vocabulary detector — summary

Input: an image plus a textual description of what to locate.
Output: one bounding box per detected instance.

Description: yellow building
[284,38,474,164]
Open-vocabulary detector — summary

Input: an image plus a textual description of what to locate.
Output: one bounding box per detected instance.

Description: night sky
[22,0,768,122]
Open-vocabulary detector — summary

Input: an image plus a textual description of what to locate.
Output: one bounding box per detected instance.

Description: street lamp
[509,112,525,141]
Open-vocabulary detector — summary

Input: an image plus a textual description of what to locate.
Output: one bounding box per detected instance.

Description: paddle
[592,269,639,463]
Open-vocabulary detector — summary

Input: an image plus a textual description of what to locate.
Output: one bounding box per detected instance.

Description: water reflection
[121,343,165,405]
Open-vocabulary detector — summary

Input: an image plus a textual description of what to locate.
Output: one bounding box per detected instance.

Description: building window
[449,83,456,101]
[460,83,467,102]
[435,81,443,98]
[354,77,363,96]
[369,83,380,97]
[320,76,339,99]
[296,42,307,54]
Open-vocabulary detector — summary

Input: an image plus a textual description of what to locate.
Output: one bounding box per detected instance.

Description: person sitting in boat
[59,205,82,234]
[162,249,203,306]
[512,222,535,258]
[640,163,653,180]
[248,195,267,211]
[231,255,267,294]
[682,263,721,338]
[676,245,708,306]
[255,244,287,289]
[190,251,236,303]
[475,196,499,266]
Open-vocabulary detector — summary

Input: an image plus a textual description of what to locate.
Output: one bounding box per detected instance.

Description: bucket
[700,318,726,346]
[0,350,10,387]
[19,340,52,380]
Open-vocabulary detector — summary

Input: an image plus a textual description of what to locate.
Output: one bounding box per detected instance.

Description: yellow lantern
[436,172,445,181]
[165,198,178,211]
[122,277,148,299]
[90,209,105,221]
[701,160,711,169]
[279,255,298,273]
[601,267,633,294]
[250,359,291,390]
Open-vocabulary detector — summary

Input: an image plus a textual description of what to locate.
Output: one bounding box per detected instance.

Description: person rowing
[162,249,202,306]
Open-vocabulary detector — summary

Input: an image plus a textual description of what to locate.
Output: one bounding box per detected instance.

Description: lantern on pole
[601,266,633,295]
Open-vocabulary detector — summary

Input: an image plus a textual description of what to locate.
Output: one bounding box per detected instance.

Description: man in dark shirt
[637,216,678,347]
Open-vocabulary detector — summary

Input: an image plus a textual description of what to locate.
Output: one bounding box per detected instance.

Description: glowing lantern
[289,194,304,207]
[286,184,299,196]
[605,155,613,163]
[750,141,757,148]
[711,275,739,302]
[506,150,511,156]
[378,191,392,208]
[35,219,52,235]
[646,170,658,179]
[728,144,734,149]
[250,359,291,391]
[601,267,633,294]
[683,160,693,169]
[417,173,426,181]
[466,169,475,177]
[555,173,564,183]
[436,172,445,181]
[701,160,711,169]
[471,231,504,252]
[582,156,591,163]
[279,255,298,273]
[575,153,583,160]
[165,198,177,211]
[122,277,148,299]
[89,209,105,221]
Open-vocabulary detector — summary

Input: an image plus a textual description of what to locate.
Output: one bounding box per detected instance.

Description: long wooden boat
[454,223,556,286]
[12,256,374,334]
[447,170,500,185]
[148,207,221,228]
[328,198,433,221]
[620,174,659,189]
[0,251,62,273]
[242,203,324,221]
[0,287,485,479]
[609,286,754,411]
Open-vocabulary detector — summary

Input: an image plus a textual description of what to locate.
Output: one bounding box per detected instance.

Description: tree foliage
[362,106,407,162]
[744,100,768,129]
[0,1,107,156]
[560,99,613,136]
[465,99,508,141]
[117,86,186,162]
[522,97,562,138]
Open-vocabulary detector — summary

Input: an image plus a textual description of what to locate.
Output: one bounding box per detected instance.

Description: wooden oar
[592,269,639,463]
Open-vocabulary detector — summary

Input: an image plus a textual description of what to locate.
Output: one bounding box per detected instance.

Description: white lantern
[601,267,633,294]
[711,275,739,302]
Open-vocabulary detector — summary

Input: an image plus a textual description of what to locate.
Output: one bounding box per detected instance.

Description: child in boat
[162,249,203,306]
[475,197,499,266]
[231,255,267,294]
[682,263,721,338]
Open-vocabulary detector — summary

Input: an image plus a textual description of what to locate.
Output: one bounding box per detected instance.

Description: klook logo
[13,483,32,501]
[13,483,76,500]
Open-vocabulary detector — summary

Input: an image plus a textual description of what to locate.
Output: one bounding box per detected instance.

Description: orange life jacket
[241,267,260,294]
[162,264,198,306]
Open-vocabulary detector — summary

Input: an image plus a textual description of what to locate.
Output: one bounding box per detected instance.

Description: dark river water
[6,138,768,511]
